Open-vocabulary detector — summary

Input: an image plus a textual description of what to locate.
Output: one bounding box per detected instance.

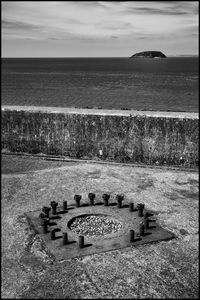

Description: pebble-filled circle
[69,215,123,237]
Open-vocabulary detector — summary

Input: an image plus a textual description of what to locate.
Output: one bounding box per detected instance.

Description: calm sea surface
[1,57,198,112]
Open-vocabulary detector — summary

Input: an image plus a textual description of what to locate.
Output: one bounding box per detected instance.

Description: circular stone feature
[68,214,123,237]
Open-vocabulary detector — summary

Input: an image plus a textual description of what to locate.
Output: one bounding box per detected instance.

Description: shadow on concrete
[54,236,62,240]
[80,203,90,207]
[94,202,104,206]
[66,240,76,245]
[108,203,117,207]
[148,225,156,229]
[57,211,68,215]
[50,215,61,220]
[48,221,57,226]
[132,237,142,242]
[121,204,129,208]
[143,232,152,236]
[83,243,93,248]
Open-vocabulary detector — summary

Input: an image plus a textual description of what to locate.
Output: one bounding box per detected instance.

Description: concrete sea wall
[1,106,199,167]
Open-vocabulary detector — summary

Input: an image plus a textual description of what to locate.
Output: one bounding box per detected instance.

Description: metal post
[50,201,58,215]
[74,195,81,207]
[102,194,110,206]
[50,229,56,240]
[88,193,95,206]
[43,224,48,234]
[63,201,67,211]
[103,198,108,206]
[137,204,144,217]
[76,199,80,207]
[129,202,134,212]
[52,204,57,215]
[130,230,135,242]
[79,236,84,248]
[116,195,124,208]
[39,213,47,225]
[117,200,122,208]
[42,206,51,218]
[139,223,145,236]
[144,218,149,229]
[63,232,68,245]
[42,218,49,234]
[138,207,143,217]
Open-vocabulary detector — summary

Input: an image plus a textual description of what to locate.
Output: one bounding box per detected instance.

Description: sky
[1,1,199,57]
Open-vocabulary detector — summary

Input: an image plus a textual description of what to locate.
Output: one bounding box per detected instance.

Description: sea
[1,57,199,112]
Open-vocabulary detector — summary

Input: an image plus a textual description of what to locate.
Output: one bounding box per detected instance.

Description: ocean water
[1,57,198,112]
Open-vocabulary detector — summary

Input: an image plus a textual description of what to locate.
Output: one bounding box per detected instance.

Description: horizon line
[2,54,199,58]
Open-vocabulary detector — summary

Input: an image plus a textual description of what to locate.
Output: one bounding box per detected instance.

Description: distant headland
[130,51,166,58]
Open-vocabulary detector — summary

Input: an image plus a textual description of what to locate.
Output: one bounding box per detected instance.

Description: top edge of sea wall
[1,105,199,119]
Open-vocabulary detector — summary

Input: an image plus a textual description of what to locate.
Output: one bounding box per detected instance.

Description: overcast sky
[2,1,199,57]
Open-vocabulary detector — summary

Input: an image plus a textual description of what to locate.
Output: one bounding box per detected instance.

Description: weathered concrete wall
[1,106,199,167]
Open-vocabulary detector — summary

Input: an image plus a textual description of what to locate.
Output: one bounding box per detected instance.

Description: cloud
[2,19,42,30]
[130,7,189,15]
[1,0,198,56]
[124,1,198,15]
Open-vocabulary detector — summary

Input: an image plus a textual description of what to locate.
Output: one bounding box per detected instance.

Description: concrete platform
[26,203,175,260]
[1,154,199,298]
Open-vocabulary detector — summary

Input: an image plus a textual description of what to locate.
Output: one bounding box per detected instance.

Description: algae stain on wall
[1,109,199,167]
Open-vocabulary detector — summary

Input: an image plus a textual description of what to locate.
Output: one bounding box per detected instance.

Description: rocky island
[130,51,166,58]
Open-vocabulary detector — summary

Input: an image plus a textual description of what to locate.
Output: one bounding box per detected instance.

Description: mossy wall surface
[1,109,199,167]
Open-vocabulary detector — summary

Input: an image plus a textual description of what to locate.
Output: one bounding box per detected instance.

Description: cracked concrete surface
[1,154,199,298]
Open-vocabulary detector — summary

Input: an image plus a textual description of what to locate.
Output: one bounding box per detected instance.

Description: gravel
[70,215,122,237]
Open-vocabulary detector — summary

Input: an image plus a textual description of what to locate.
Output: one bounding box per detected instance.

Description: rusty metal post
[144,218,149,230]
[63,232,68,245]
[39,215,49,226]
[88,193,95,206]
[50,229,56,240]
[139,223,145,236]
[76,199,80,207]
[63,201,67,211]
[130,230,135,242]
[102,194,110,206]
[89,198,94,206]
[79,236,84,248]
[39,212,46,224]
[104,198,108,206]
[42,206,51,218]
[129,202,134,212]
[41,218,49,234]
[43,223,48,234]
[116,195,124,208]
[50,201,58,215]
[137,203,144,217]
[74,195,82,207]
[117,199,122,208]
[138,207,143,217]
